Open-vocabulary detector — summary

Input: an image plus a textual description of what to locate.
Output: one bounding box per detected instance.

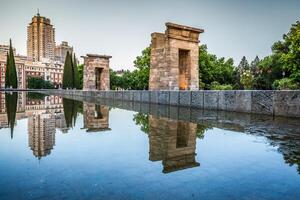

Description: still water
[0,92,300,200]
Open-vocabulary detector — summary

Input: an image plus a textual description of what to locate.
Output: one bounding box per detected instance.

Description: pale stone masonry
[149,22,204,90]
[82,54,111,91]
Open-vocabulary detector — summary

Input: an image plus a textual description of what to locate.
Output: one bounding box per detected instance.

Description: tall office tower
[27,12,55,61]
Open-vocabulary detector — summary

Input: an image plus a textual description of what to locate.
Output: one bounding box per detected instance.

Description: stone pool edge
[29,89,300,118]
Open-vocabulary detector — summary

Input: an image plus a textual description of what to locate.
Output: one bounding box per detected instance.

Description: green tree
[110,47,151,90]
[272,21,300,77]
[72,54,80,89]
[5,39,18,88]
[77,64,84,89]
[199,45,235,89]
[250,56,260,75]
[62,51,73,89]
[27,77,54,89]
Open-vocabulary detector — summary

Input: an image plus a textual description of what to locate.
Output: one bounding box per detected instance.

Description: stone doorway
[178,49,191,90]
[95,68,103,90]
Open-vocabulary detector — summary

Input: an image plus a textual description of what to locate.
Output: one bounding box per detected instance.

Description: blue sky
[0,0,299,70]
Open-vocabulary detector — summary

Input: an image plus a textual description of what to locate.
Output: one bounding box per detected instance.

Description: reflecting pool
[0,92,300,200]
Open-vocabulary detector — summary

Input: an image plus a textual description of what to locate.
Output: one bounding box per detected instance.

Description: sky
[0,0,299,70]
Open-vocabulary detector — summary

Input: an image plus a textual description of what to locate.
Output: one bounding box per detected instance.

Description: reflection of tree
[133,112,210,139]
[5,92,17,139]
[63,98,82,128]
[248,127,300,174]
[26,92,47,101]
[133,113,149,134]
[196,124,212,139]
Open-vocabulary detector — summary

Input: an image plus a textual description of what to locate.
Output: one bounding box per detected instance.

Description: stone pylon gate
[149,22,204,90]
[82,54,111,90]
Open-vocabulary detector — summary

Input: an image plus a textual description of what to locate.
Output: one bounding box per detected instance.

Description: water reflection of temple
[83,103,110,132]
[148,115,200,173]
[28,113,56,159]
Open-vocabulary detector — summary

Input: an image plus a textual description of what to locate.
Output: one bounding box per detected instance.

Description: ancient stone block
[191,91,204,108]
[150,91,159,103]
[82,54,111,91]
[203,91,219,110]
[170,91,179,105]
[106,91,114,99]
[123,91,133,101]
[274,90,300,117]
[114,91,123,100]
[179,91,191,106]
[219,91,236,111]
[133,91,141,102]
[141,91,150,102]
[252,90,274,115]
[235,91,251,113]
[158,91,170,104]
[149,23,204,90]
[98,91,105,98]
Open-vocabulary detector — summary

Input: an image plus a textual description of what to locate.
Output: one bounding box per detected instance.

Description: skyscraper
[27,12,55,61]
[55,41,73,63]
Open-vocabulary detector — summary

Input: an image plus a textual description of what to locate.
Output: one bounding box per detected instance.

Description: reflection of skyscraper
[148,115,199,173]
[28,113,55,159]
[55,113,69,133]
[83,103,110,132]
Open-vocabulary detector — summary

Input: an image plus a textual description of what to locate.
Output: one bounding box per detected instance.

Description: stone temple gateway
[149,22,204,90]
[82,54,111,90]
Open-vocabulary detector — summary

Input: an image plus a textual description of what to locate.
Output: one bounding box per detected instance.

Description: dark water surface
[0,92,300,200]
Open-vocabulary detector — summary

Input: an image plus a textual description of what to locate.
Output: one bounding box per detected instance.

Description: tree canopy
[5,39,18,88]
[62,52,80,89]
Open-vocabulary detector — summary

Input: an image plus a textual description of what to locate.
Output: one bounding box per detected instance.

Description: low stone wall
[41,90,300,118]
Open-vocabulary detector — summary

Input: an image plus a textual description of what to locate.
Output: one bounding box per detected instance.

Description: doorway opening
[95,68,103,90]
[178,49,191,90]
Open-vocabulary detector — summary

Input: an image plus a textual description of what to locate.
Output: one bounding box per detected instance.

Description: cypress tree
[5,52,10,88]
[72,54,80,89]
[10,39,18,88]
[5,39,18,88]
[62,51,73,89]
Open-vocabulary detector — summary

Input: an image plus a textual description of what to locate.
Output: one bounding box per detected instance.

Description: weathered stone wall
[149,23,204,90]
[82,54,111,91]
[40,90,300,118]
